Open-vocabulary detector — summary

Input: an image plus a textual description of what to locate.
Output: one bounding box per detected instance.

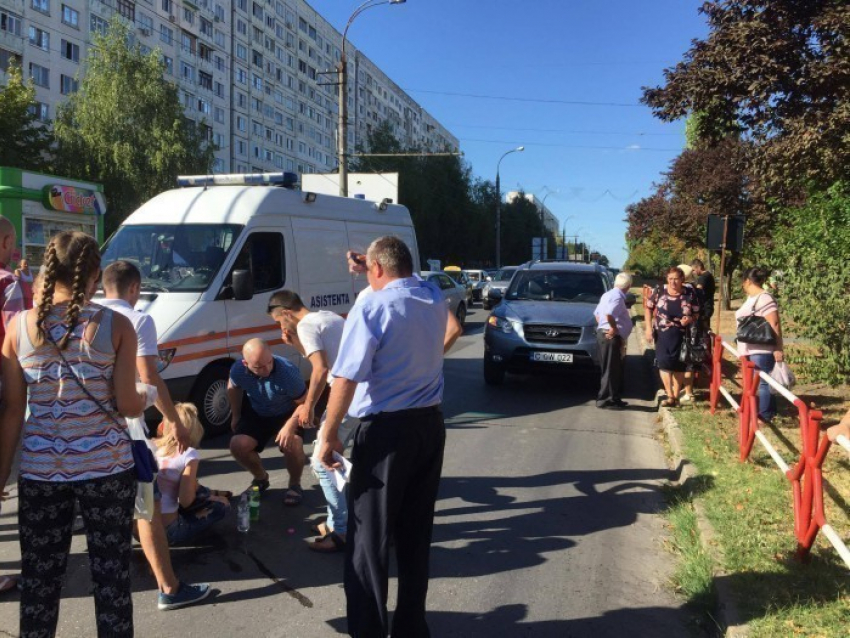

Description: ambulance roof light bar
[176,172,298,189]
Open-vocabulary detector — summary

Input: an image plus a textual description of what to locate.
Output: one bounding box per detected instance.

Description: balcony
[0,30,25,54]
[88,0,114,15]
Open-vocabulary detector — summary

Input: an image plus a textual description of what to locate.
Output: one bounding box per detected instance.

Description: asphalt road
[0,306,693,637]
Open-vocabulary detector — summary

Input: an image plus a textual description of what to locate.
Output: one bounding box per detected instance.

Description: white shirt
[156,447,200,514]
[99,298,158,357]
[297,310,345,385]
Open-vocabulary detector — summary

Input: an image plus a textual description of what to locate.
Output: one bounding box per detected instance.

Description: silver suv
[483,262,613,385]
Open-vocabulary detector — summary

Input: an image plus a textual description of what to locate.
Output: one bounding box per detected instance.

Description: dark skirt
[656,327,686,372]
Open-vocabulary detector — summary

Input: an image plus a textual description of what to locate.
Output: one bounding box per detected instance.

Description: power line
[459,138,681,152]
[445,123,682,137]
[403,88,641,108]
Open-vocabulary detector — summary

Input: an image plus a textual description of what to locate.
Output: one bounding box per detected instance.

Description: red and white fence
[708,334,850,567]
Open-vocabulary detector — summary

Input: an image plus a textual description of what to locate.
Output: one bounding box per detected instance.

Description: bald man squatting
[227,338,308,501]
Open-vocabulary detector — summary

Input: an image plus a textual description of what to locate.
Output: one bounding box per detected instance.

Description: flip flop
[0,574,19,594]
[283,485,303,507]
[309,532,345,553]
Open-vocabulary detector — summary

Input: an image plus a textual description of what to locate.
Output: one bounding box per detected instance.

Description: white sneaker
[680,393,695,403]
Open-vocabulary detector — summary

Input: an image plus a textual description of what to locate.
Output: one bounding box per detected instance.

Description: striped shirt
[18,304,134,482]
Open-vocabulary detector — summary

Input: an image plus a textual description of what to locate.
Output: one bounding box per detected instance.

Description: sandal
[661,398,679,408]
[309,532,346,553]
[283,485,303,507]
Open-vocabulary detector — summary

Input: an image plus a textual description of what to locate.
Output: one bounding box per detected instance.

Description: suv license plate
[531,352,573,363]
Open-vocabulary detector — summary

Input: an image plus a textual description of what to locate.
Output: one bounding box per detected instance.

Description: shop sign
[42,185,107,215]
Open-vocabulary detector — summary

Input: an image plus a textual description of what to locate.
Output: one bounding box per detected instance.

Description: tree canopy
[53,18,216,232]
[642,0,850,193]
[0,61,53,171]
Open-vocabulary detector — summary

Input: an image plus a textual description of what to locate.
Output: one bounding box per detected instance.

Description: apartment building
[0,0,457,176]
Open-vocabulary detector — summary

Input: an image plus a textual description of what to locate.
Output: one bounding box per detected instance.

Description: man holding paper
[318,236,447,638]
[269,289,354,553]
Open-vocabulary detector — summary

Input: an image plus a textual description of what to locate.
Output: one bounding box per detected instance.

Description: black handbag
[736,294,777,346]
[679,324,707,366]
[47,327,157,483]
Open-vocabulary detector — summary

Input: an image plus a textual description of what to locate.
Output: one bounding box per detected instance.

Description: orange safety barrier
[708,334,849,565]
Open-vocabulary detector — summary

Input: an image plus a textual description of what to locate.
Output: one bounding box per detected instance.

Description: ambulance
[99,172,420,435]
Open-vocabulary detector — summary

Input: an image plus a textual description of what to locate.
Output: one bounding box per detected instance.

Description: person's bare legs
[672,372,685,399]
[137,503,179,595]
[683,371,695,398]
[282,441,305,488]
[230,434,268,482]
[659,370,675,400]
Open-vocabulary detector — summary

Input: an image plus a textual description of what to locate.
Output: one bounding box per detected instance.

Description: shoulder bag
[46,326,157,483]
[736,294,777,346]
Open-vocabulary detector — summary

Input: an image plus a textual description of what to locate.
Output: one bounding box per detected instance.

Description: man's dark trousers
[344,406,446,638]
[596,330,624,405]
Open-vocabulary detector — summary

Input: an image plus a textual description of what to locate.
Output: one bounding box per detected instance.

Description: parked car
[422,270,468,326]
[463,269,489,302]
[483,262,614,385]
[482,266,519,310]
[445,266,474,305]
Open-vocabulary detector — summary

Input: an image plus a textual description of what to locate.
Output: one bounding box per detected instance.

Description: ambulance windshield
[101,224,243,292]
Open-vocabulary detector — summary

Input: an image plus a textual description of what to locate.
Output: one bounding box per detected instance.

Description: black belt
[361,404,441,422]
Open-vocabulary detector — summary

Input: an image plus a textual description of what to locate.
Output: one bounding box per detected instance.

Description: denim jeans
[165,499,229,546]
[749,352,777,423]
[311,416,357,536]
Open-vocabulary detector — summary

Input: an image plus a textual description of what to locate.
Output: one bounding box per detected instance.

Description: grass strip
[670,404,850,637]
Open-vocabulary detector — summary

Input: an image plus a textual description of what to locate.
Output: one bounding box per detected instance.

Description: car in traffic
[463,269,489,303]
[422,270,468,327]
[483,262,629,385]
[445,266,474,306]
[482,266,519,310]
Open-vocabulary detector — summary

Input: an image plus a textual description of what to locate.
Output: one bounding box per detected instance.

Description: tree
[53,18,216,233]
[642,0,850,194]
[0,61,53,171]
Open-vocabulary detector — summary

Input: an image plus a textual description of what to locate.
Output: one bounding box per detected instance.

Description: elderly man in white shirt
[593,272,633,410]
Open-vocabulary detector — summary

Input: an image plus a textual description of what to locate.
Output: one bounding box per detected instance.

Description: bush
[771,183,850,384]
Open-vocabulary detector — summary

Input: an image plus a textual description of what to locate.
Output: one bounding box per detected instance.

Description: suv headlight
[487,316,522,335]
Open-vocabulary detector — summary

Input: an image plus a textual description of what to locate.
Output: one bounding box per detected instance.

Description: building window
[237,92,247,108]
[252,49,262,68]
[236,115,246,131]
[214,81,224,97]
[214,55,224,71]
[160,24,173,44]
[28,27,49,51]
[60,74,78,94]
[60,39,80,62]
[214,4,225,21]
[236,19,247,35]
[116,0,134,22]
[139,13,153,33]
[237,140,247,156]
[236,43,246,60]
[252,74,262,91]
[214,107,224,124]
[180,61,194,82]
[199,70,212,90]
[200,17,212,36]
[162,54,173,74]
[162,0,171,12]
[252,2,262,19]
[61,4,79,26]
[0,48,21,71]
[214,29,225,47]
[181,31,195,54]
[236,68,247,84]
[1,11,22,36]
[182,7,193,24]
[29,102,49,121]
[90,14,108,35]
[31,0,49,14]
[197,98,210,115]
[29,63,49,88]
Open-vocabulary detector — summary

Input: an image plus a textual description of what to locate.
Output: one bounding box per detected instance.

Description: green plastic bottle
[249,485,260,522]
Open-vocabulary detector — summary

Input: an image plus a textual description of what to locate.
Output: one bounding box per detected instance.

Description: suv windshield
[506,271,607,303]
[495,268,516,282]
[101,224,243,292]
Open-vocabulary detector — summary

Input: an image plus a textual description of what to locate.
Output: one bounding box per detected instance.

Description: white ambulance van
[99,173,419,434]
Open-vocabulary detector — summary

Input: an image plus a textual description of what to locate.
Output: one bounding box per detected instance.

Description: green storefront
[0,167,106,268]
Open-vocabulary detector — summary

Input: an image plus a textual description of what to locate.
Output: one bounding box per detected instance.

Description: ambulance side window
[231,232,285,292]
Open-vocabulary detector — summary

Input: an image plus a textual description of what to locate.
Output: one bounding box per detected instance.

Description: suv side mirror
[487,288,503,302]
[232,269,254,301]
[624,292,637,308]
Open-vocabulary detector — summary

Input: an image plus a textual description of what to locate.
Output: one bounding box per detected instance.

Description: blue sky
[312,0,708,267]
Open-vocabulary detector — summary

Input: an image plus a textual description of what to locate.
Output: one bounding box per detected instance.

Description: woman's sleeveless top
[18,304,134,482]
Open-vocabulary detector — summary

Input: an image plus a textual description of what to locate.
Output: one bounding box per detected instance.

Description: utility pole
[337,53,348,197]
[495,146,524,268]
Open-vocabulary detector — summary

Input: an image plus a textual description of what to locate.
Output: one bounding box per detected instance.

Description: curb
[631,305,749,638]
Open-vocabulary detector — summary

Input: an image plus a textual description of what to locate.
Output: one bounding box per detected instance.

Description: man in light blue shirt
[319,236,447,638]
[593,272,634,409]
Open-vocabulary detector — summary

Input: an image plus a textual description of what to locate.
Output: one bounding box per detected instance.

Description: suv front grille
[524,324,582,345]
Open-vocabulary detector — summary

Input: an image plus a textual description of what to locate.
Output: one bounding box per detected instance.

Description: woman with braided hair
[0,231,146,638]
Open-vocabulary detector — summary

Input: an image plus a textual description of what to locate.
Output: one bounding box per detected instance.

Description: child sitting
[156,403,231,546]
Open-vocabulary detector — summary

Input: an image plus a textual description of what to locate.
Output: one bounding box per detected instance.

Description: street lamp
[495,146,524,268]
[338,0,406,197]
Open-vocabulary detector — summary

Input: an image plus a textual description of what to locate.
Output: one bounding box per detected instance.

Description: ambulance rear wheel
[192,363,232,437]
